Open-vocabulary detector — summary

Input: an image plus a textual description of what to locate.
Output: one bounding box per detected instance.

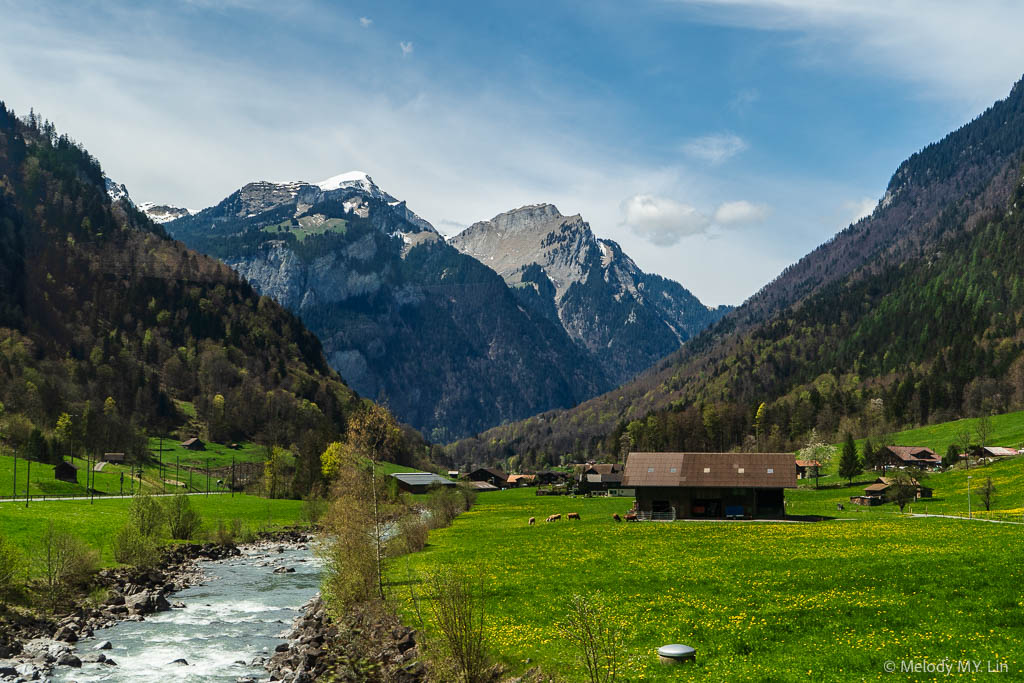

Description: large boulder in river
[126,590,171,615]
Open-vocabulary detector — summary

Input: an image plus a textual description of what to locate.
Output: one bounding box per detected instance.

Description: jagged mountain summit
[166,172,609,439]
[139,202,192,223]
[450,203,731,383]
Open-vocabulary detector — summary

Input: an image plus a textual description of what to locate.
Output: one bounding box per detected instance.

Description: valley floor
[392,487,1023,682]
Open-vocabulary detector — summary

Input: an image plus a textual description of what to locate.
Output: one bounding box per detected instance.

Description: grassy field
[0,493,306,567]
[392,488,1024,681]
[871,409,1024,455]
[147,437,271,469]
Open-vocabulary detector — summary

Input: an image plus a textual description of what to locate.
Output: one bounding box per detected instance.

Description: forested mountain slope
[0,103,379,486]
[447,76,1024,470]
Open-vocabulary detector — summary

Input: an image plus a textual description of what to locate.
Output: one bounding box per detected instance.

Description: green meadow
[392,487,1024,682]
[0,494,306,567]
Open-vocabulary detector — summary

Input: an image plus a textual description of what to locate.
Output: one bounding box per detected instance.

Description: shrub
[426,568,490,683]
[558,592,621,683]
[129,491,162,537]
[427,487,463,529]
[302,492,327,525]
[33,522,99,610]
[112,523,160,569]
[164,493,202,540]
[0,534,23,604]
[214,518,243,546]
[395,515,429,555]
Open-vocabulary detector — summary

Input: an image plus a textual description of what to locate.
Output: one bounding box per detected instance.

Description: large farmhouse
[622,452,797,520]
[878,446,940,469]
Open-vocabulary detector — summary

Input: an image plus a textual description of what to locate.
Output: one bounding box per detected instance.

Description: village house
[102,452,126,464]
[622,452,797,520]
[467,467,507,487]
[878,446,940,470]
[794,459,821,479]
[535,470,568,485]
[851,476,932,506]
[980,446,1016,459]
[578,463,624,493]
[506,474,537,487]
[390,472,457,495]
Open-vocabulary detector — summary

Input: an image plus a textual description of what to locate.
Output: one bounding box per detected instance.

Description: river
[52,544,321,682]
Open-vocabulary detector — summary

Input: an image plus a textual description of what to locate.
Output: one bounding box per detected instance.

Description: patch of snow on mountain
[316,171,376,193]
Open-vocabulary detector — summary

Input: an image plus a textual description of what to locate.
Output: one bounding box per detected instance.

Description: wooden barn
[578,463,624,492]
[180,437,205,451]
[54,461,79,484]
[468,467,507,487]
[622,452,797,520]
[794,459,821,479]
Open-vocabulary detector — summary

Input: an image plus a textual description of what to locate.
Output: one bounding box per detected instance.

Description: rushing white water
[52,545,321,682]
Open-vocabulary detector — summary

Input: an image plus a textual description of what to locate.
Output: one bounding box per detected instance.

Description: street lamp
[967,475,972,519]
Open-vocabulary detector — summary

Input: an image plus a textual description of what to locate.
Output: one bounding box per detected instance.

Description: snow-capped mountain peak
[104,176,132,205]
[315,170,377,193]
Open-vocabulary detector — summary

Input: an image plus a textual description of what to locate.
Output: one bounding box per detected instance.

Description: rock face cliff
[450,204,730,383]
[167,174,608,440]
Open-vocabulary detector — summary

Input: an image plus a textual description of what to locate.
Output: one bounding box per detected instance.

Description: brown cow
[546,514,561,522]
[625,512,638,522]
[528,517,536,525]
[567,512,580,520]
[612,513,622,522]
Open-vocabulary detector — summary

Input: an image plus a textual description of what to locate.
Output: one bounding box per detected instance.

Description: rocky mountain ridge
[450,203,730,383]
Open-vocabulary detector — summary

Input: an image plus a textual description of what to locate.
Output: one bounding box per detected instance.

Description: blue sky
[2,1,1023,305]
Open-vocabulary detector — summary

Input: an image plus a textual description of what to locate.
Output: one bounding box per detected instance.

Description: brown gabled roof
[864,482,890,493]
[795,459,821,468]
[622,452,798,489]
[982,446,1016,457]
[507,474,536,483]
[471,467,507,481]
[584,463,623,475]
[885,446,938,462]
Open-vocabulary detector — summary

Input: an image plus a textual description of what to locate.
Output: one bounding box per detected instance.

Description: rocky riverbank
[265,596,425,682]
[0,529,312,682]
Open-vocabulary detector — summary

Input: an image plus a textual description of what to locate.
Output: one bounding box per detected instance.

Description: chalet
[102,452,126,463]
[981,446,1016,459]
[535,470,568,485]
[579,463,624,492]
[879,446,940,470]
[390,472,457,495]
[622,452,797,520]
[180,437,205,451]
[468,467,507,487]
[54,461,78,484]
[794,459,821,479]
[506,474,537,487]
[853,476,932,505]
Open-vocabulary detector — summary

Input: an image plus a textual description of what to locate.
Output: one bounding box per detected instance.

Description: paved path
[910,512,1024,525]
[0,491,230,503]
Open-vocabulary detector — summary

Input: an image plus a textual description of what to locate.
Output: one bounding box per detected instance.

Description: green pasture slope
[0,494,305,567]
[147,437,271,469]
[393,488,1024,682]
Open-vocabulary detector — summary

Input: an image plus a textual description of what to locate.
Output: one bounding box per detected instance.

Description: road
[0,491,231,503]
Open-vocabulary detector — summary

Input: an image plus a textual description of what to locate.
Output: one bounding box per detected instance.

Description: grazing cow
[625,512,638,522]
[612,513,622,522]
[546,514,561,522]
[528,517,536,525]
[567,512,580,520]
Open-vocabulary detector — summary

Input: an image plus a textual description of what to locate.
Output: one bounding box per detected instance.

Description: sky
[2,1,1024,306]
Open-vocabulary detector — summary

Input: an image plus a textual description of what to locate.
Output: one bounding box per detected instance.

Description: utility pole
[12,450,16,499]
[371,460,384,600]
[90,452,94,504]
[206,459,210,496]
[25,454,30,508]
[231,455,235,498]
[967,475,972,519]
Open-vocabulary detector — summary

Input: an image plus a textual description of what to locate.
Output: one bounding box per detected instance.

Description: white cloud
[359,16,372,27]
[842,197,877,223]
[399,41,414,56]
[671,0,1024,108]
[622,194,711,246]
[713,200,770,226]
[681,132,748,164]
